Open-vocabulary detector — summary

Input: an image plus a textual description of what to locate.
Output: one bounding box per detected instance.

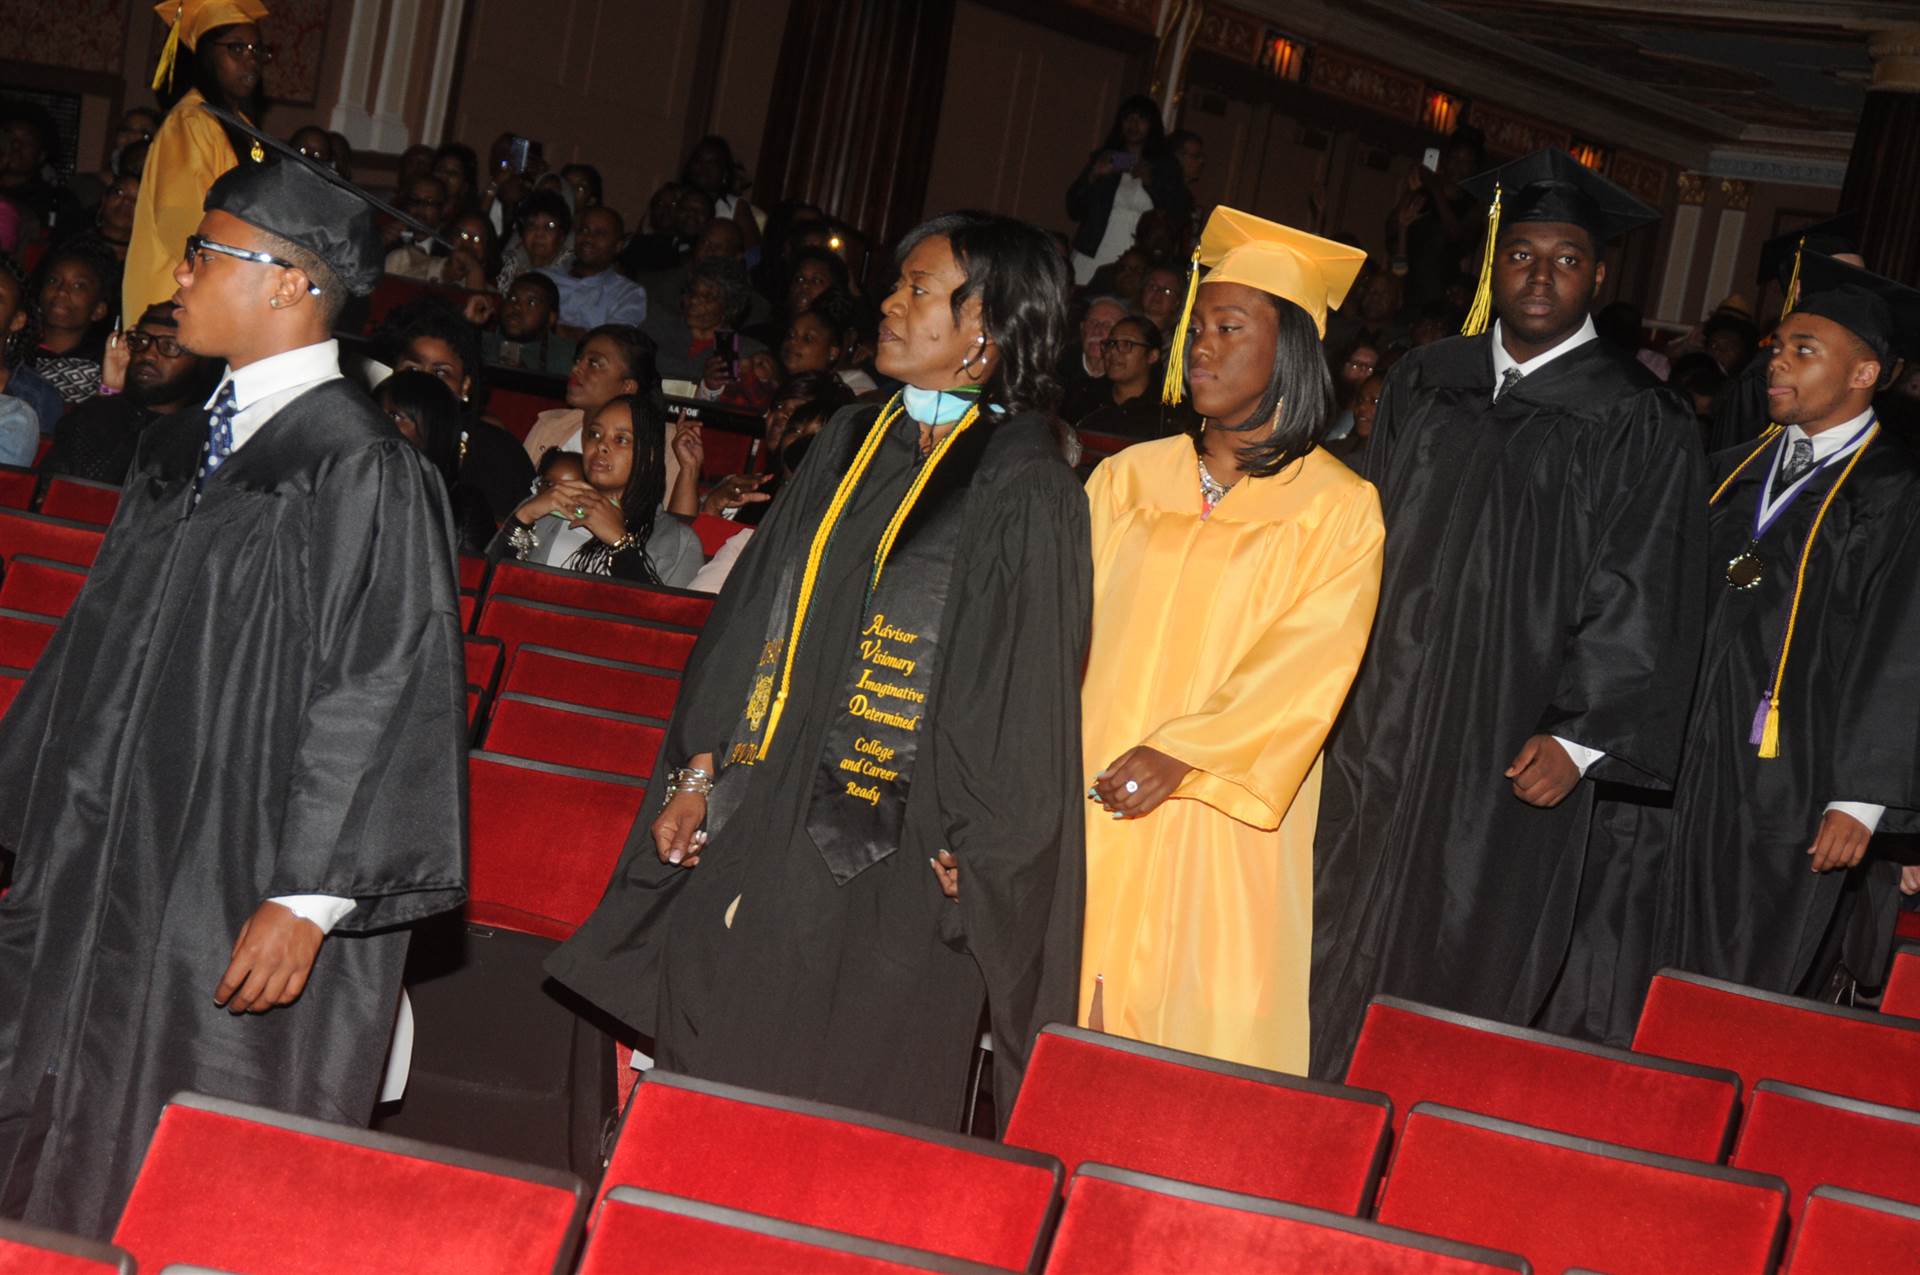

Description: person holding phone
[1385,126,1486,313]
[642,255,772,412]
[1066,94,1191,287]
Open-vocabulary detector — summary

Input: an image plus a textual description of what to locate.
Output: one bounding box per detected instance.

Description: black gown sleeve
[267,441,468,930]
[1828,495,1920,815]
[934,458,1092,1114]
[1537,391,1709,786]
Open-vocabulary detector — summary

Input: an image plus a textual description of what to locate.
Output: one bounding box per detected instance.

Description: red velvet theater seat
[0,665,28,721]
[1633,968,1920,1109]
[1729,1080,1920,1220]
[598,1071,1061,1271]
[1004,1025,1390,1215]
[0,555,87,619]
[691,512,740,556]
[0,465,33,512]
[0,1219,134,1273]
[1899,910,1920,944]
[580,1186,1010,1275]
[1347,995,1740,1161]
[1884,944,1920,1019]
[459,552,490,592]
[487,558,716,628]
[477,596,701,671]
[1375,1104,1787,1275]
[501,643,682,719]
[0,510,105,569]
[1044,1165,1530,1275]
[0,609,57,669]
[466,751,646,941]
[1784,1187,1920,1275]
[465,635,505,699]
[113,1092,586,1274]
[460,590,478,630]
[482,694,666,779]
[37,477,120,527]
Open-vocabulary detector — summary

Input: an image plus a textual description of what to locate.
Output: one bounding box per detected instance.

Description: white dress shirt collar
[1784,407,1876,463]
[205,339,343,453]
[1490,315,1599,395]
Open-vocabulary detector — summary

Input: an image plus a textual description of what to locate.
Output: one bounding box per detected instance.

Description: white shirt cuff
[269,894,357,934]
[1552,737,1606,778]
[1825,801,1886,835]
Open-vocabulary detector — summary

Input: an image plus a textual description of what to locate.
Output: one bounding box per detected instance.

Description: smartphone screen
[1109,150,1138,174]
[508,136,532,173]
[1421,147,1441,172]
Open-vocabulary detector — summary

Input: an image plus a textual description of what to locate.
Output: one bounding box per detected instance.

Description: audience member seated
[1073,316,1189,440]
[0,99,84,245]
[381,297,535,525]
[71,172,139,266]
[1067,94,1191,287]
[1325,340,1380,439]
[0,253,62,432]
[1138,264,1183,340]
[785,244,852,321]
[542,205,647,337]
[748,369,851,477]
[619,182,689,275]
[99,105,159,195]
[290,125,335,169]
[644,256,771,410]
[434,141,482,218]
[1063,294,1126,403]
[681,134,760,251]
[559,163,602,213]
[1330,268,1403,354]
[496,187,572,295]
[0,395,33,466]
[481,272,576,375]
[521,322,655,467]
[494,393,702,586]
[1326,370,1383,474]
[1670,351,1727,428]
[385,173,452,275]
[1088,246,1151,310]
[637,216,772,331]
[1702,310,1761,377]
[41,302,216,484]
[777,288,874,395]
[394,142,436,198]
[377,368,496,553]
[680,395,842,593]
[442,212,498,292]
[31,240,118,405]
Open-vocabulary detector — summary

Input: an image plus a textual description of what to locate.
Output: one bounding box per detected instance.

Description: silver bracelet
[667,766,713,798]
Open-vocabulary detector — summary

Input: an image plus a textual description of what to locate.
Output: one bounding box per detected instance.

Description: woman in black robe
[548,212,1090,1130]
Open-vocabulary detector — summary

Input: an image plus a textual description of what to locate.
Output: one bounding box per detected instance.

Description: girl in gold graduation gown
[124,0,271,320]
[1081,209,1382,1075]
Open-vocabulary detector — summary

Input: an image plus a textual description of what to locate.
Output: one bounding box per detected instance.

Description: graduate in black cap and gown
[1635,255,1920,1001]
[0,117,466,1235]
[1706,213,1864,454]
[1311,150,1710,1076]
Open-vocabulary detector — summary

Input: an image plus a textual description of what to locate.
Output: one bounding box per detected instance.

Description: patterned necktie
[1494,366,1524,403]
[196,382,238,499]
[1778,437,1815,487]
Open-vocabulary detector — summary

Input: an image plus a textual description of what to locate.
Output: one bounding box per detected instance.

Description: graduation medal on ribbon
[1725,545,1765,590]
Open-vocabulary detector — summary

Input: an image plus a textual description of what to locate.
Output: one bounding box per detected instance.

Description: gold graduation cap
[1163,207,1368,406]
[152,0,271,93]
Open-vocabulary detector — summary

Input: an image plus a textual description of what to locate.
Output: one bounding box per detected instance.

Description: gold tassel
[1781,234,1807,318]
[1161,246,1202,406]
[1460,184,1503,337]
[151,6,186,93]
[1757,701,1782,759]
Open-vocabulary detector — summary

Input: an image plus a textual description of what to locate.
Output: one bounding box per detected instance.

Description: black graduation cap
[1456,149,1659,335]
[200,104,448,297]
[1757,211,1861,290]
[1787,251,1920,366]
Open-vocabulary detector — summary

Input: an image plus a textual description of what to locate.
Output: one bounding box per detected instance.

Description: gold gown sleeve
[123,95,238,320]
[1144,482,1384,830]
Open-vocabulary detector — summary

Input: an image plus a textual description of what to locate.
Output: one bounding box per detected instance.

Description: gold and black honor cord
[1708,415,1879,758]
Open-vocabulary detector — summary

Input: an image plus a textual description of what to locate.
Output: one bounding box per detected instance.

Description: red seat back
[689,513,738,557]
[599,1072,1060,1271]
[0,666,27,721]
[459,591,477,631]
[1046,1166,1527,1275]
[459,553,490,592]
[501,644,681,719]
[483,695,665,779]
[699,428,754,480]
[1347,996,1740,1161]
[0,1220,133,1273]
[1376,1105,1788,1275]
[37,477,120,526]
[464,636,505,698]
[465,685,481,729]
[477,596,700,670]
[581,1187,1009,1275]
[488,387,565,441]
[113,1093,585,1275]
[1005,1025,1390,1215]
[0,510,105,569]
[1884,945,1920,1020]
[1784,1187,1920,1275]
[0,466,34,511]
[487,559,715,628]
[1633,969,1920,1109]
[1730,1081,1920,1221]
[1898,910,1920,945]
[0,609,57,669]
[0,555,87,619]
[466,751,646,940]
[364,274,473,332]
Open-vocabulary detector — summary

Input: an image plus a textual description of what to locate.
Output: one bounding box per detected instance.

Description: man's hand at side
[215,901,324,1013]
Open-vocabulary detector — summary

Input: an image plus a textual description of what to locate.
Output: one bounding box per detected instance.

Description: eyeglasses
[297,145,329,161]
[1101,337,1150,353]
[1344,358,1378,371]
[1141,284,1178,298]
[124,331,183,357]
[205,40,275,62]
[454,229,487,247]
[183,235,322,295]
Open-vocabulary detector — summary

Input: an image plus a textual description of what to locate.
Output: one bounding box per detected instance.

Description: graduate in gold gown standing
[1079,209,1384,1074]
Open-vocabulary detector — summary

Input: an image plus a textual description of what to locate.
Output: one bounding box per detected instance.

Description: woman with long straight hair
[1079,208,1384,1075]
[548,210,1091,1129]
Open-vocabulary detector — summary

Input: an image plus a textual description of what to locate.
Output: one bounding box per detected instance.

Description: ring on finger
[1124,779,1140,795]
